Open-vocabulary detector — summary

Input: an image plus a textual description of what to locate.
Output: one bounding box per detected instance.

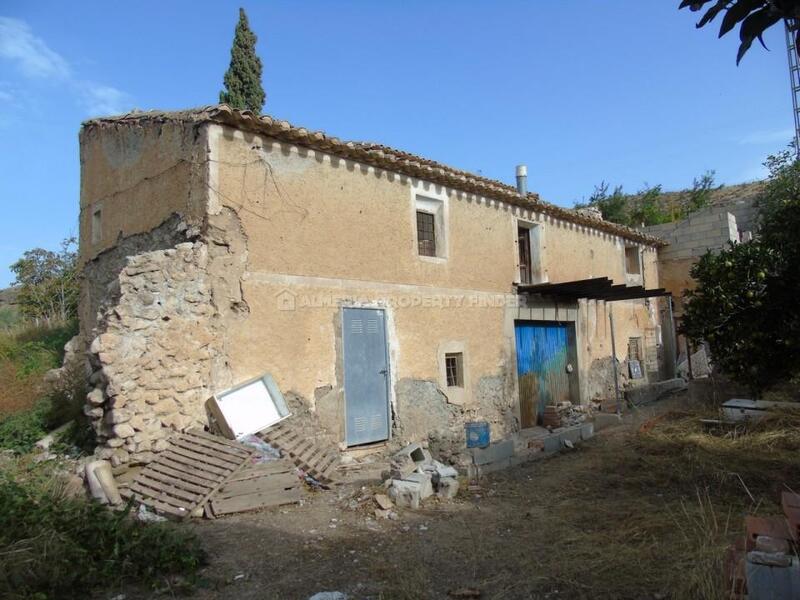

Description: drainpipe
[516,165,527,195]
[609,307,622,414]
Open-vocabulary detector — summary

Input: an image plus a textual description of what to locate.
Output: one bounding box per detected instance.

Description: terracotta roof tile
[83,105,666,247]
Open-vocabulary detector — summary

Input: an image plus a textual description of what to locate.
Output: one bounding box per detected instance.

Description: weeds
[0,460,206,599]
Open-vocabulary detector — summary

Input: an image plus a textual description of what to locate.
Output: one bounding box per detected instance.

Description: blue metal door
[515,321,578,428]
[343,307,390,446]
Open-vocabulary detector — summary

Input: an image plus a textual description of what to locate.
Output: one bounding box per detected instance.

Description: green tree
[687,170,717,213]
[10,238,78,323]
[630,184,670,226]
[682,150,800,395]
[680,1,799,64]
[577,181,630,225]
[219,8,266,113]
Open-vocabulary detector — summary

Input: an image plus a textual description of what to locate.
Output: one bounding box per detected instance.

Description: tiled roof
[83,105,667,247]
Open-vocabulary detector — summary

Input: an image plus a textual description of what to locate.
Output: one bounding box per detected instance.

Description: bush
[0,320,92,454]
[0,401,50,454]
[682,150,800,395]
[0,463,207,599]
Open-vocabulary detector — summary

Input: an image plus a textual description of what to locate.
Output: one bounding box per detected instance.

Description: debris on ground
[542,400,598,429]
[260,421,340,484]
[723,491,800,599]
[383,443,460,508]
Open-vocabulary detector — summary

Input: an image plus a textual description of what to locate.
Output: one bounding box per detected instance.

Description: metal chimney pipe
[515,164,528,195]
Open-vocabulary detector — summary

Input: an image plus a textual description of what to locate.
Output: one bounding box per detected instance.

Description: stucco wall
[208,123,664,444]
[79,120,208,265]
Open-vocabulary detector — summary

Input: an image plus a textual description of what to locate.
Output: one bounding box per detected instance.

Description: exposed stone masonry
[85,209,248,467]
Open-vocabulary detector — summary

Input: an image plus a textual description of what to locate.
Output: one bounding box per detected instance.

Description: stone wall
[83,208,249,467]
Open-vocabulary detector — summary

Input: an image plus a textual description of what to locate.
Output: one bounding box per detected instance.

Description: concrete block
[389,483,421,509]
[402,472,433,499]
[580,422,594,440]
[467,458,512,479]
[559,426,582,447]
[436,477,460,499]
[395,443,431,464]
[543,433,562,454]
[471,439,515,466]
[594,412,623,431]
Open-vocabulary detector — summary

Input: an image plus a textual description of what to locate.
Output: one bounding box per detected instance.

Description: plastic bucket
[465,421,490,448]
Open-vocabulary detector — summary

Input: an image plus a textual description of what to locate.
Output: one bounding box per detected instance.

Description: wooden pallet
[259,421,340,483]
[121,429,254,519]
[206,458,304,517]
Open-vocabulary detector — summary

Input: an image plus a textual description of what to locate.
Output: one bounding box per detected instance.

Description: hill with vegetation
[575,173,764,228]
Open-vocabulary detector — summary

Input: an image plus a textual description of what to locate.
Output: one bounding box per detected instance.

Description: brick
[745,515,793,550]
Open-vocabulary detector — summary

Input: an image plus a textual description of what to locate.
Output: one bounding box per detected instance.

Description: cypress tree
[219,8,265,113]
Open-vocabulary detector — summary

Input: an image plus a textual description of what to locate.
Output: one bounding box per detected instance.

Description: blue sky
[0,1,793,287]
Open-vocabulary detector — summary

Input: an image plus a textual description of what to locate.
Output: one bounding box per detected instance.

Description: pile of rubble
[381,443,460,509]
[725,491,800,598]
[542,401,599,429]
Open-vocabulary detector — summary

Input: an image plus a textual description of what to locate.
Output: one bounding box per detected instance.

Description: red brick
[744,515,793,550]
[782,491,800,511]
[783,504,800,541]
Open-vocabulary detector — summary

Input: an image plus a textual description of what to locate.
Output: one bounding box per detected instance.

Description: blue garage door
[515,321,578,428]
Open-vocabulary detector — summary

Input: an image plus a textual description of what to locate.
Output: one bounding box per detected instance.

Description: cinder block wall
[643,205,738,261]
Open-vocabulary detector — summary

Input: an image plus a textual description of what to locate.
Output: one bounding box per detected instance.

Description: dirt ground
[164,396,732,600]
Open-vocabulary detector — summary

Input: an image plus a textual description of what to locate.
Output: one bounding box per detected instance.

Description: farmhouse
[79,105,672,466]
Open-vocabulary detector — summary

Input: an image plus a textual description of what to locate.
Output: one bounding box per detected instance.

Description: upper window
[416,210,436,257]
[516,221,542,284]
[414,193,447,260]
[625,246,641,275]
[518,226,532,284]
[445,352,464,388]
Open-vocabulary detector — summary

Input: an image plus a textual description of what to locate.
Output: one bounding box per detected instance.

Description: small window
[417,210,436,257]
[625,246,641,275]
[91,207,102,244]
[628,337,642,361]
[518,226,532,284]
[445,352,464,387]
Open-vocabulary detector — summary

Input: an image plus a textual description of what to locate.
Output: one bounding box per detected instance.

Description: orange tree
[682,150,800,395]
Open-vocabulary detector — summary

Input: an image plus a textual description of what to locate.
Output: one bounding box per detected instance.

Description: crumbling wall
[84,208,248,467]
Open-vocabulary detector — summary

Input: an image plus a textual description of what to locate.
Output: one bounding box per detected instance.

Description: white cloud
[0,17,131,116]
[80,83,130,116]
[0,17,70,79]
[738,128,795,145]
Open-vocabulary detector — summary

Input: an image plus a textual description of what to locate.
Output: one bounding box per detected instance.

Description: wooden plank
[227,461,295,482]
[217,473,300,499]
[140,469,209,495]
[130,480,200,506]
[160,450,229,478]
[188,452,252,520]
[210,486,303,516]
[186,428,251,450]
[172,438,244,468]
[133,477,202,504]
[296,441,325,468]
[154,456,226,483]
[165,447,232,475]
[177,433,251,460]
[149,461,221,488]
[128,491,190,517]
